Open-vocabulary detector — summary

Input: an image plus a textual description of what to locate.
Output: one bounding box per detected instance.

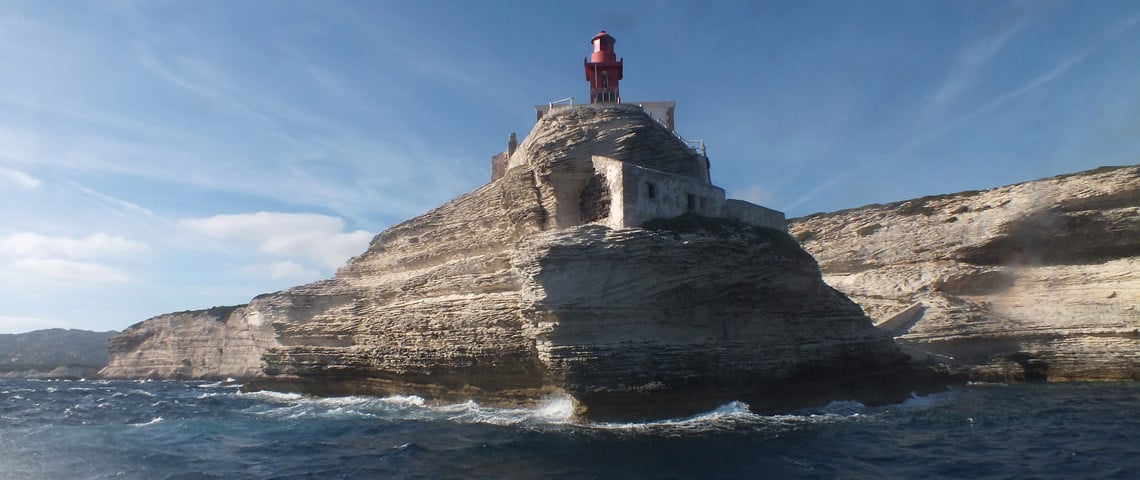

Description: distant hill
[0,329,116,379]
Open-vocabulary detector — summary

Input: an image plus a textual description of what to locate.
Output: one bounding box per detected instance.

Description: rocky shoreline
[97,104,1136,419]
[101,105,934,420]
[790,165,1139,383]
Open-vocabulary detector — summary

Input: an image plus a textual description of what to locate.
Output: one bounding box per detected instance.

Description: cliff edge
[789,165,1140,382]
[103,105,928,420]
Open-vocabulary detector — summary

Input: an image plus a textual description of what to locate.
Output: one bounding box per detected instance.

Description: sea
[1,379,1137,479]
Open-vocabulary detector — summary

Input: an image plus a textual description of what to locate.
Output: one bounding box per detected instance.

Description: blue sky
[1,0,1138,333]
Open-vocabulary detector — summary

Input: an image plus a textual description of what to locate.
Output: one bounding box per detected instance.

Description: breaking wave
[204,382,955,434]
[5,379,1137,479]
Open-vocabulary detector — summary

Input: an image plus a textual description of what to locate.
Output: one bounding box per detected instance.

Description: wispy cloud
[0,166,40,189]
[180,212,372,270]
[787,10,1140,212]
[8,258,133,284]
[70,184,154,218]
[924,10,1038,116]
[0,232,147,259]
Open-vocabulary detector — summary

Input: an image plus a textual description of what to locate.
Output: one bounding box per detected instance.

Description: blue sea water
[1,379,1137,479]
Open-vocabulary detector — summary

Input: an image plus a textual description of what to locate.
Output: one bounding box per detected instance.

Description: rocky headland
[789,165,1139,382]
[102,104,929,420]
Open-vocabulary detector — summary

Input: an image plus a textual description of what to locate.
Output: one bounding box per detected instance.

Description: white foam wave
[224,389,920,434]
[589,400,767,433]
[966,381,1008,387]
[236,390,304,403]
[229,390,575,425]
[437,395,576,426]
[889,391,955,411]
[197,378,243,389]
[814,399,867,416]
[380,395,426,406]
[111,389,158,399]
[130,417,163,427]
[132,389,157,397]
[581,399,883,436]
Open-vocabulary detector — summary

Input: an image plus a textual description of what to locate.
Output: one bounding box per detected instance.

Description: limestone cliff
[101,306,277,379]
[789,165,1140,382]
[103,104,921,419]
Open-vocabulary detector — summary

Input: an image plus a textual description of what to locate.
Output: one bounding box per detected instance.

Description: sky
[1,0,1138,333]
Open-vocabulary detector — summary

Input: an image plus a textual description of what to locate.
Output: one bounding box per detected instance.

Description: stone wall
[587,156,785,231]
[490,151,508,181]
[589,156,725,228]
[724,199,787,231]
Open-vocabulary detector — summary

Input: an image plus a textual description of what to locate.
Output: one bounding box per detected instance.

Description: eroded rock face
[789,165,1140,382]
[101,306,277,380]
[510,103,710,183]
[103,105,922,419]
[516,226,914,418]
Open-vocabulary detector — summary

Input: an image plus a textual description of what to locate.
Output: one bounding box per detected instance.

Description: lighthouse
[531,30,677,131]
[584,31,623,103]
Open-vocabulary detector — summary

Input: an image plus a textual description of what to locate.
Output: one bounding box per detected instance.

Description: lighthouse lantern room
[584,31,623,103]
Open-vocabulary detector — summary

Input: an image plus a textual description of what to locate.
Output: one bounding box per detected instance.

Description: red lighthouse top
[584,30,623,103]
[590,31,618,63]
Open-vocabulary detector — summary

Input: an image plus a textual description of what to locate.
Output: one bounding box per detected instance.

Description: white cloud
[10,258,132,284]
[0,232,147,259]
[180,212,372,269]
[0,233,143,288]
[0,166,40,189]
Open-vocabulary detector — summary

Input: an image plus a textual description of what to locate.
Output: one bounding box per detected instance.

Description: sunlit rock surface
[789,165,1140,382]
[103,105,926,420]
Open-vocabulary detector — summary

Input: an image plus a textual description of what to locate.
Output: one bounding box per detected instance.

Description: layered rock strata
[789,165,1140,382]
[103,105,923,419]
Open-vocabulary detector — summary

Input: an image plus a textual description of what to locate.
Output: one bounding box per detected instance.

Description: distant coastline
[0,329,116,379]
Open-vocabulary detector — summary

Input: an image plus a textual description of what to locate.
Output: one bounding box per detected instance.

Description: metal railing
[591,88,619,103]
[674,134,706,157]
[686,139,706,157]
[547,97,574,110]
